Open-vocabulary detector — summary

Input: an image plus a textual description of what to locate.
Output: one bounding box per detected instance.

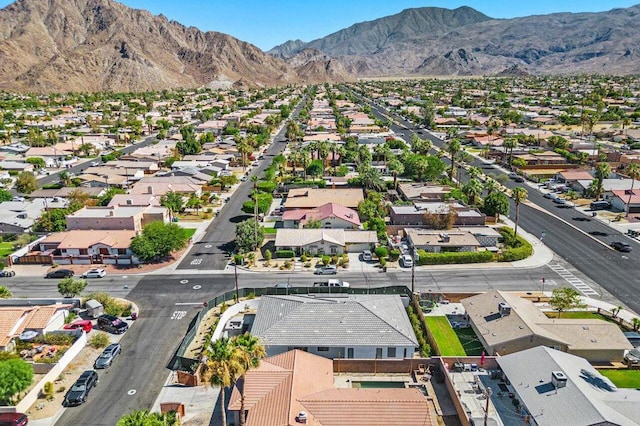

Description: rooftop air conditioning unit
[551,371,567,389]
[296,411,308,424]
[498,302,511,317]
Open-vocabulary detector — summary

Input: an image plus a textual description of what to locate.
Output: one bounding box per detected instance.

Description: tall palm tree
[317,141,330,175]
[200,338,243,426]
[594,163,611,201]
[233,333,266,426]
[387,158,404,190]
[300,149,311,180]
[512,187,528,239]
[251,176,259,250]
[503,137,517,167]
[467,166,482,180]
[446,138,461,183]
[626,163,640,217]
[463,178,483,206]
[484,178,500,195]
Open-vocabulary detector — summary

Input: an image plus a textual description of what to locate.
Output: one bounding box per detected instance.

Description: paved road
[177,101,305,270]
[55,274,234,426]
[363,95,640,312]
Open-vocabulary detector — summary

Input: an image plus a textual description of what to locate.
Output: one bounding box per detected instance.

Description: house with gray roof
[497,346,640,426]
[462,290,632,362]
[251,294,418,359]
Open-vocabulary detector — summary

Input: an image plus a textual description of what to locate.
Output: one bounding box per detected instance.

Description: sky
[2,0,639,50]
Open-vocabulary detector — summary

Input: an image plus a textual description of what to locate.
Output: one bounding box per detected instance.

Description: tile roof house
[66,205,168,231]
[0,304,72,351]
[284,188,364,211]
[251,294,418,359]
[610,189,640,214]
[282,203,361,229]
[405,228,482,253]
[129,176,202,197]
[0,199,49,234]
[36,230,138,265]
[397,183,453,202]
[227,349,433,426]
[462,290,632,362]
[497,346,640,426]
[275,229,376,255]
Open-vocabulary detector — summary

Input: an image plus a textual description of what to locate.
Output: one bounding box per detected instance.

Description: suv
[94,343,122,369]
[0,413,28,426]
[611,241,632,252]
[97,314,128,334]
[314,265,338,275]
[63,370,98,407]
[46,269,74,279]
[81,268,106,278]
[624,348,640,365]
[401,254,413,268]
[361,250,373,262]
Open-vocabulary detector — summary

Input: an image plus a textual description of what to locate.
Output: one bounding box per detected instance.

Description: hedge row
[416,249,494,265]
[407,305,431,357]
[497,227,533,262]
[275,250,295,258]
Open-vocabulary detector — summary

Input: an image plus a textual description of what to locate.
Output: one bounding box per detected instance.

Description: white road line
[547,264,599,296]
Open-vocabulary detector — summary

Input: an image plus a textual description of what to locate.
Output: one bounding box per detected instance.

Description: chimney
[551,371,567,389]
[109,210,115,217]
[148,186,154,195]
[126,199,133,205]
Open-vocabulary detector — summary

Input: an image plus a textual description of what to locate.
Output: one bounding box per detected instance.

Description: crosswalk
[547,264,599,296]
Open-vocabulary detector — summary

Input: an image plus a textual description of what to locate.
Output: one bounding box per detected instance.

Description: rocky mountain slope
[270,5,640,76]
[0,0,305,92]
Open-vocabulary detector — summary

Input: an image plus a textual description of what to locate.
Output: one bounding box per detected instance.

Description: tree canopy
[235,219,264,253]
[57,278,87,298]
[549,287,586,318]
[15,171,38,194]
[130,222,189,262]
[0,358,33,405]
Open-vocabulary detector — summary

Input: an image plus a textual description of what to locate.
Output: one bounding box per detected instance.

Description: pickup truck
[313,279,350,288]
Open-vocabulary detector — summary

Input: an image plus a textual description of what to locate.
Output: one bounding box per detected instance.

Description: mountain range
[270,5,640,77]
[1,0,640,93]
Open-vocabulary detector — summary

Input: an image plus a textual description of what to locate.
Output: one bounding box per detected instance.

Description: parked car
[94,343,122,369]
[63,320,93,333]
[543,192,558,200]
[81,268,106,279]
[96,314,128,334]
[0,270,15,277]
[12,196,25,202]
[46,269,74,279]
[400,254,413,268]
[273,282,292,289]
[611,241,632,252]
[0,413,28,426]
[508,172,518,179]
[553,197,567,204]
[63,370,98,407]
[314,265,338,275]
[624,348,640,365]
[514,176,525,183]
[313,279,349,287]
[361,250,373,262]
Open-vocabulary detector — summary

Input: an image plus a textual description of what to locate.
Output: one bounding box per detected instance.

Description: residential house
[107,194,161,208]
[251,294,418,359]
[513,151,567,166]
[129,176,202,197]
[37,230,138,265]
[25,147,73,167]
[77,173,128,188]
[29,187,105,200]
[227,349,433,426]
[389,203,485,227]
[461,290,632,362]
[0,199,54,234]
[397,183,453,202]
[282,203,361,229]
[0,304,73,352]
[575,178,634,198]
[554,170,594,192]
[610,189,640,214]
[284,188,364,211]
[66,205,168,231]
[405,228,482,253]
[0,161,34,173]
[497,346,640,426]
[275,229,377,255]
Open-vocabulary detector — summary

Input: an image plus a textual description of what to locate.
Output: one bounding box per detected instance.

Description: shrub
[89,332,109,349]
[301,254,307,262]
[375,246,388,259]
[331,255,339,265]
[388,249,401,262]
[283,260,291,269]
[321,255,331,265]
[57,386,66,393]
[257,181,277,193]
[34,333,75,346]
[275,250,295,258]
[379,257,387,267]
[416,250,494,265]
[264,249,272,262]
[498,227,533,262]
[43,382,54,401]
[220,302,228,314]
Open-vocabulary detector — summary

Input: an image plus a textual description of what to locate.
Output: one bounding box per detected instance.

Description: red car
[0,412,28,426]
[63,320,93,333]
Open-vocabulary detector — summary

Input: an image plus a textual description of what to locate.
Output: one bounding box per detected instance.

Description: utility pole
[484,387,492,426]
[411,248,416,295]
[233,260,239,302]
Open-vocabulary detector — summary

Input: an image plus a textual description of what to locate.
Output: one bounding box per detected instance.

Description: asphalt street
[176,100,305,270]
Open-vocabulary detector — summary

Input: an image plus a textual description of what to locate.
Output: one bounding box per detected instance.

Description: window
[375,348,383,359]
[347,348,354,358]
[79,249,88,255]
[117,249,128,255]
[317,347,329,352]
[330,246,337,254]
[387,347,396,358]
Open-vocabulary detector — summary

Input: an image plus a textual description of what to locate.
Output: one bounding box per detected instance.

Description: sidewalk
[149,373,218,425]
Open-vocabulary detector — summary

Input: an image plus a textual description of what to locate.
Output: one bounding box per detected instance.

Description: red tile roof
[282,203,361,227]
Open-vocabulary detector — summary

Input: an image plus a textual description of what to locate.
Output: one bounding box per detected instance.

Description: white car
[401,255,413,268]
[81,268,106,278]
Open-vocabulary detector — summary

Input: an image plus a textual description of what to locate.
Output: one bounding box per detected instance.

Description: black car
[514,176,525,183]
[46,269,74,279]
[611,241,632,252]
[96,314,128,334]
[63,370,98,407]
[94,343,122,369]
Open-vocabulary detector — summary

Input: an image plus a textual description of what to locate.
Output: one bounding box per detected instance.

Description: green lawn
[181,228,196,239]
[455,327,485,356]
[0,242,15,257]
[425,316,466,356]
[545,311,609,320]
[599,369,640,388]
[263,228,277,234]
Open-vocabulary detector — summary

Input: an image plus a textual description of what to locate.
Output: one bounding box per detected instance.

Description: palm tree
[117,410,179,426]
[467,166,482,180]
[446,138,461,183]
[626,163,640,217]
[503,137,517,167]
[200,338,243,426]
[594,163,611,201]
[512,187,528,239]
[463,178,483,206]
[387,158,404,190]
[300,149,311,180]
[317,141,330,175]
[484,178,500,195]
[233,333,266,426]
[186,194,204,216]
[251,176,259,250]
[237,138,251,171]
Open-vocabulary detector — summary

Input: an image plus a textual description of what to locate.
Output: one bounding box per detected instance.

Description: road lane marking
[547,264,599,296]
[174,302,204,306]
[191,258,203,265]
[171,311,187,320]
[127,389,137,395]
